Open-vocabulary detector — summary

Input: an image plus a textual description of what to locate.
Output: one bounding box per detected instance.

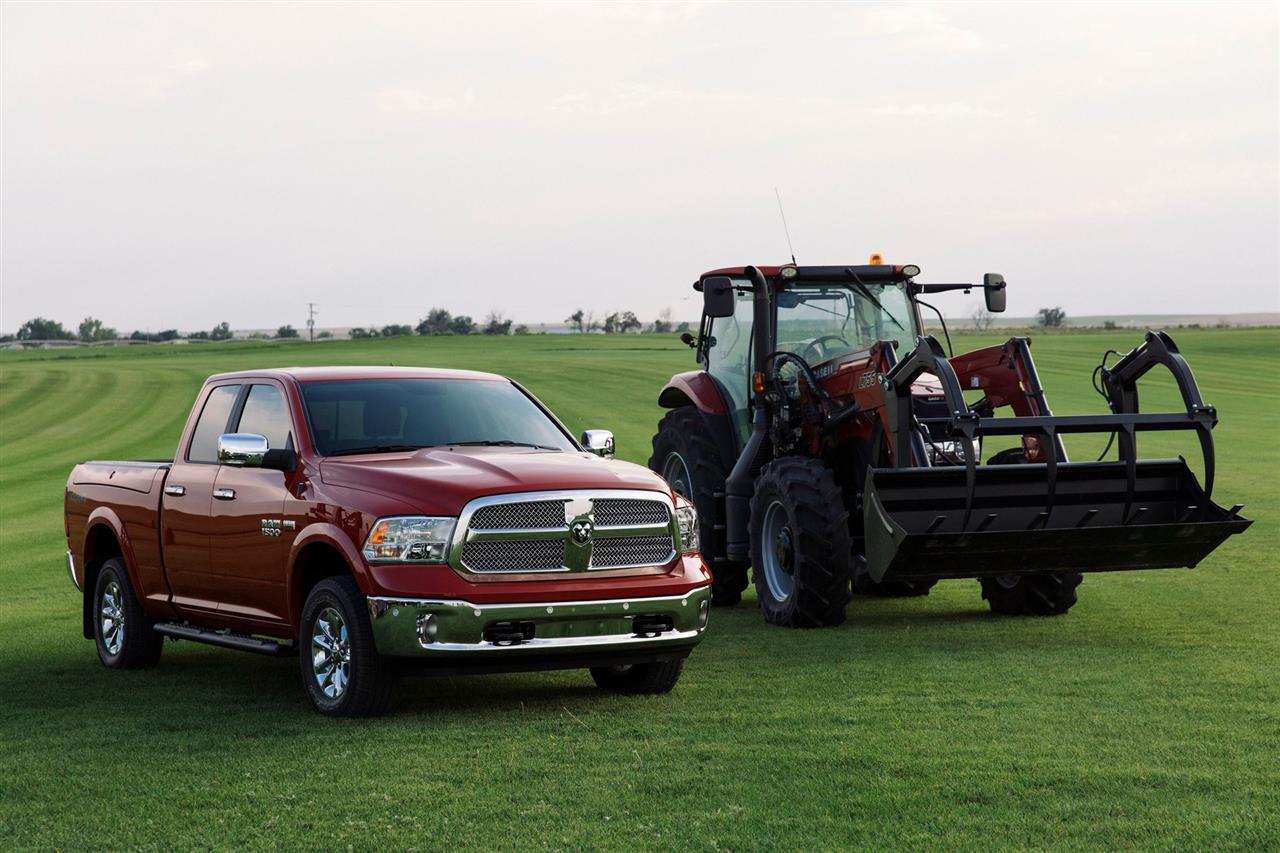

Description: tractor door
[703,286,755,444]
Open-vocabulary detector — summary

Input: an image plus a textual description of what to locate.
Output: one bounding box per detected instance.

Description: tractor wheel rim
[100,580,125,655]
[311,607,351,699]
[760,500,795,603]
[661,451,692,498]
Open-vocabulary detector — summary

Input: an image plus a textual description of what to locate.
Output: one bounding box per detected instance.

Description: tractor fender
[659,371,728,414]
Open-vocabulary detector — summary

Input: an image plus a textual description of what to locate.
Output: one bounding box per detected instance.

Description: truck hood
[318,447,673,515]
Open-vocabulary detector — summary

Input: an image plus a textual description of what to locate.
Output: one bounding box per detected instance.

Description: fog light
[698,598,710,628]
[416,613,438,645]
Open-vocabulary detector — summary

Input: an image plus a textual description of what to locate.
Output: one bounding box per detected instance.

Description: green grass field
[1,329,1277,850]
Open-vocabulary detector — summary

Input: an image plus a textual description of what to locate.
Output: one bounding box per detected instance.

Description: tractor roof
[695,264,915,289]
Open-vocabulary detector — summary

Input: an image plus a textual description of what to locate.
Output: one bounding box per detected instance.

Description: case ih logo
[570,520,593,543]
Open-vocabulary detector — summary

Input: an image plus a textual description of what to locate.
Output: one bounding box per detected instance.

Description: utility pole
[307,303,317,341]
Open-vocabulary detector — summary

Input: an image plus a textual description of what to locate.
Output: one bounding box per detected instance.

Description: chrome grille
[594,498,670,527]
[461,540,566,573]
[453,491,676,575]
[591,536,676,569]
[469,500,564,531]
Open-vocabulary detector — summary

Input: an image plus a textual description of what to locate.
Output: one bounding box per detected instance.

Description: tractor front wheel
[650,408,749,606]
[749,458,852,628]
[980,573,1082,616]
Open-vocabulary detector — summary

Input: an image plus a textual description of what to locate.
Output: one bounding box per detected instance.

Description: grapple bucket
[863,458,1250,582]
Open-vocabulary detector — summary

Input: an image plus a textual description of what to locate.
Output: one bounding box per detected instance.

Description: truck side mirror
[580,429,615,458]
[702,276,736,318]
[218,433,270,467]
[983,273,1007,313]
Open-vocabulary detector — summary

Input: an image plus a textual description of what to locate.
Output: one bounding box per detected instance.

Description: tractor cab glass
[774,284,914,365]
[704,285,755,441]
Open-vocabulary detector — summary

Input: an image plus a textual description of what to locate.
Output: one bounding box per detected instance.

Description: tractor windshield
[775,283,914,364]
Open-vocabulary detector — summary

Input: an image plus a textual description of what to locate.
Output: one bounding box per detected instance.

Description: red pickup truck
[65,367,712,716]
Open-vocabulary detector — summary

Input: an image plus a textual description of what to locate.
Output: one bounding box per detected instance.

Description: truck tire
[93,558,163,669]
[980,447,1082,616]
[749,457,852,628]
[650,407,749,607]
[980,573,1083,616]
[300,577,395,717]
[590,658,684,694]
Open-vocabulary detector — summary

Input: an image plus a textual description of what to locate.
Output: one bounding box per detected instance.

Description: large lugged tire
[979,448,1083,616]
[650,407,749,606]
[980,573,1083,616]
[93,558,163,669]
[299,577,396,717]
[590,658,684,694]
[749,458,852,628]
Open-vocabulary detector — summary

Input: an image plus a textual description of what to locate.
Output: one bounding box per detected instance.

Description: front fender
[286,522,371,623]
[658,371,728,414]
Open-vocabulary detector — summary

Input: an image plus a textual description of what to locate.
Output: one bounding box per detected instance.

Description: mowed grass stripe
[0,329,1276,850]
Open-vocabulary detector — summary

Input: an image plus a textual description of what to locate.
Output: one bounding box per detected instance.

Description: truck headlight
[363,516,456,563]
[674,505,699,553]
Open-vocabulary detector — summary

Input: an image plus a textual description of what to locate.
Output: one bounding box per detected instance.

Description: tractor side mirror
[983,273,1007,313]
[702,276,736,318]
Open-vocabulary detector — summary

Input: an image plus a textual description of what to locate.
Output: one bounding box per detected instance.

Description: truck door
[161,382,242,614]
[210,381,292,625]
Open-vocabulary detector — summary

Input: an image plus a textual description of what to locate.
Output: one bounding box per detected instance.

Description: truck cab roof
[204,366,509,384]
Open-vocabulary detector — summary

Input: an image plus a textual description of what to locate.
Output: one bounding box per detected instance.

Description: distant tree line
[564,307,687,334]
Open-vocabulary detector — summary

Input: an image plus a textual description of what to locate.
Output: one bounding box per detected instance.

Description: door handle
[164,485,186,497]
[213,488,236,500]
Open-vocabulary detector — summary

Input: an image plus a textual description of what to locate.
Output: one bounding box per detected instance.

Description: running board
[153,622,296,657]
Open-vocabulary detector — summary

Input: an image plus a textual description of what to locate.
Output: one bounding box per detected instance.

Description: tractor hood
[319,447,672,516]
[912,373,946,400]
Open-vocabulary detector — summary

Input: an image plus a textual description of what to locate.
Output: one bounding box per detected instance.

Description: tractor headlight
[362,516,456,563]
[674,504,699,553]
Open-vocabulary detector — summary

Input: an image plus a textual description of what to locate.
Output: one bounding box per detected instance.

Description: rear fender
[80,508,139,638]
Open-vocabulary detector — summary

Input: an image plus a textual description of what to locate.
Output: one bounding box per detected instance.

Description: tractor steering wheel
[801,335,851,364]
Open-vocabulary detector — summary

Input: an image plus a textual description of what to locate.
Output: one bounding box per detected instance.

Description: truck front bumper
[366,585,711,659]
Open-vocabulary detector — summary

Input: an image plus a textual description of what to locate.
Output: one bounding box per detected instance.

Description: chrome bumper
[67,550,80,591]
[366,586,711,658]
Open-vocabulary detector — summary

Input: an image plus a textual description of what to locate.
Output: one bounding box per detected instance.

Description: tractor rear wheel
[980,447,1082,616]
[749,457,852,628]
[650,408,749,606]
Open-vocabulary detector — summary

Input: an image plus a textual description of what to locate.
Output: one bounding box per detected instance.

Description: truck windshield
[775,283,914,363]
[299,379,576,456]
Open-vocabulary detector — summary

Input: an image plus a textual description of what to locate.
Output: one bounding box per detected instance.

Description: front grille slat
[457,493,675,574]
[461,540,566,573]
[590,536,676,569]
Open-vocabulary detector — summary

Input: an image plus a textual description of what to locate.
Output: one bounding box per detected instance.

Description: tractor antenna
[774,187,797,265]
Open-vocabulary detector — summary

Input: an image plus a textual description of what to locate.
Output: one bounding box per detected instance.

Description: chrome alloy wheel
[311,607,351,699]
[760,500,795,603]
[100,580,125,655]
[661,450,692,498]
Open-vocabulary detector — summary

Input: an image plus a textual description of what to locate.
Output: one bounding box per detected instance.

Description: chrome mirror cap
[218,433,270,467]
[580,429,615,459]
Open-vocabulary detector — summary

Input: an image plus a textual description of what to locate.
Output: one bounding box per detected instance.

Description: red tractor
[650,260,1250,627]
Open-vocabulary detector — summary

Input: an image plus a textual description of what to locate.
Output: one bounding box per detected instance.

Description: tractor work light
[363,516,457,563]
[902,264,921,277]
[780,266,798,279]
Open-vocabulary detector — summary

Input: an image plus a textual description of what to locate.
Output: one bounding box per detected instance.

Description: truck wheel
[300,577,395,717]
[749,458,852,628]
[981,448,1082,616]
[980,573,1083,616]
[651,407,749,607]
[590,658,684,694]
[93,558,163,669]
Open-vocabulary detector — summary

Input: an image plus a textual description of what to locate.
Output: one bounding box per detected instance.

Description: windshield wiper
[844,268,906,332]
[451,440,561,451]
[327,444,427,456]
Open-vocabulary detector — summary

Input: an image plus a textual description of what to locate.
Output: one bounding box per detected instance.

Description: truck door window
[187,385,241,463]
[235,384,293,450]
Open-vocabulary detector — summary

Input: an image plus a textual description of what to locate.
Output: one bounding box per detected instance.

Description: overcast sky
[2,2,1277,334]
